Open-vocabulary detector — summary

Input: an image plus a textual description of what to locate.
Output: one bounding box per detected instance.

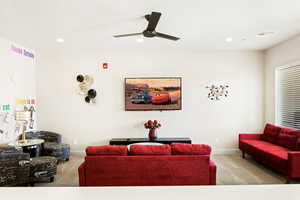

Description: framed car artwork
[125,77,182,111]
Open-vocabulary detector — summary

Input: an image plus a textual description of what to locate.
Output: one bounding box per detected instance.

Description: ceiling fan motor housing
[145,14,151,21]
[143,30,156,38]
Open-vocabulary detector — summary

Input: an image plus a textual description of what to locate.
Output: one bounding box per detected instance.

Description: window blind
[276,65,300,129]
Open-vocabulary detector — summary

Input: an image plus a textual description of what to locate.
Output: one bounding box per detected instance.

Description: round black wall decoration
[88,89,97,99]
[85,96,91,103]
[76,74,84,82]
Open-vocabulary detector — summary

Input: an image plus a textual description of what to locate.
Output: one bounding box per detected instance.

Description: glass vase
[148,128,158,140]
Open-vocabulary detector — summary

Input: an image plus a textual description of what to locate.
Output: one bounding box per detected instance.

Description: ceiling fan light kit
[114,12,180,41]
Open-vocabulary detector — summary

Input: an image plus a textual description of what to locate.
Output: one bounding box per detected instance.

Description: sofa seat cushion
[277,133,298,150]
[263,149,288,160]
[240,139,286,161]
[86,145,128,156]
[240,139,289,173]
[241,139,288,152]
[171,143,211,155]
[261,123,281,144]
[261,147,288,173]
[129,145,171,155]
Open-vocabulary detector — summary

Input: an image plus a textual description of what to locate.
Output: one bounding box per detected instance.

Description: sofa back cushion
[86,145,128,156]
[296,138,300,151]
[278,127,300,150]
[280,127,300,136]
[261,123,281,144]
[277,134,298,150]
[171,143,211,155]
[129,145,171,155]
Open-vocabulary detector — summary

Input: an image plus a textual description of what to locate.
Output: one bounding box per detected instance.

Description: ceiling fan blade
[146,12,161,31]
[113,33,142,38]
[155,32,180,41]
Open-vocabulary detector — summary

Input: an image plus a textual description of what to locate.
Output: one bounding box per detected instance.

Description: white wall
[36,48,264,153]
[0,36,36,143]
[265,34,300,123]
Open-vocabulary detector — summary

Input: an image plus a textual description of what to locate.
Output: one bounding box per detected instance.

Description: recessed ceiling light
[256,32,275,37]
[56,38,64,43]
[136,38,144,43]
[225,37,233,42]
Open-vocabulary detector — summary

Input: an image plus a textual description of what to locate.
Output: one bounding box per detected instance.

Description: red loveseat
[78,143,217,186]
[239,123,300,183]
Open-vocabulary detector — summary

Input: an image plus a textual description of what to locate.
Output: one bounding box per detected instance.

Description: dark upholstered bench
[0,146,30,186]
[29,156,57,186]
[26,131,70,162]
[43,143,70,162]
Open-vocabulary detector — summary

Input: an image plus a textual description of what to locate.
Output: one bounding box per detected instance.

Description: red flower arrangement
[144,120,161,129]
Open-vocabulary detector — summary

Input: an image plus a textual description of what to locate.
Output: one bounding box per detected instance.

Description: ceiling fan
[113,12,180,41]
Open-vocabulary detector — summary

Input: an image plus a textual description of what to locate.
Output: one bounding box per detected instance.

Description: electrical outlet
[73,140,77,145]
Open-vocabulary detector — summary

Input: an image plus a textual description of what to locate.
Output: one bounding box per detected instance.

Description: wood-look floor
[34,153,300,187]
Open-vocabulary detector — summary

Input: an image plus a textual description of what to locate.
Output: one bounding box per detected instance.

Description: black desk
[109,137,192,145]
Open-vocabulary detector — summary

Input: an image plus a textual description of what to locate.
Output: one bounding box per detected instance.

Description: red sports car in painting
[151,93,170,105]
[152,90,181,105]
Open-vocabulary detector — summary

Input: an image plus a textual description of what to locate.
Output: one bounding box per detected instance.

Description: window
[276,64,300,129]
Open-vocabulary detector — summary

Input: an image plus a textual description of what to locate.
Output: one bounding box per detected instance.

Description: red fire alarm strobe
[102,62,108,69]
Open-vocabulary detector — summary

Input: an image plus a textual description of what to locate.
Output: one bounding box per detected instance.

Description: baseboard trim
[71,150,85,156]
[212,148,240,155]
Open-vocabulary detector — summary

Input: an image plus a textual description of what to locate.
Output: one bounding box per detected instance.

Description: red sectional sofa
[239,123,300,183]
[78,143,217,186]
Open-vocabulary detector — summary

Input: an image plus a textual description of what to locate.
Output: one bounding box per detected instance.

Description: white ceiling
[1,0,300,51]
